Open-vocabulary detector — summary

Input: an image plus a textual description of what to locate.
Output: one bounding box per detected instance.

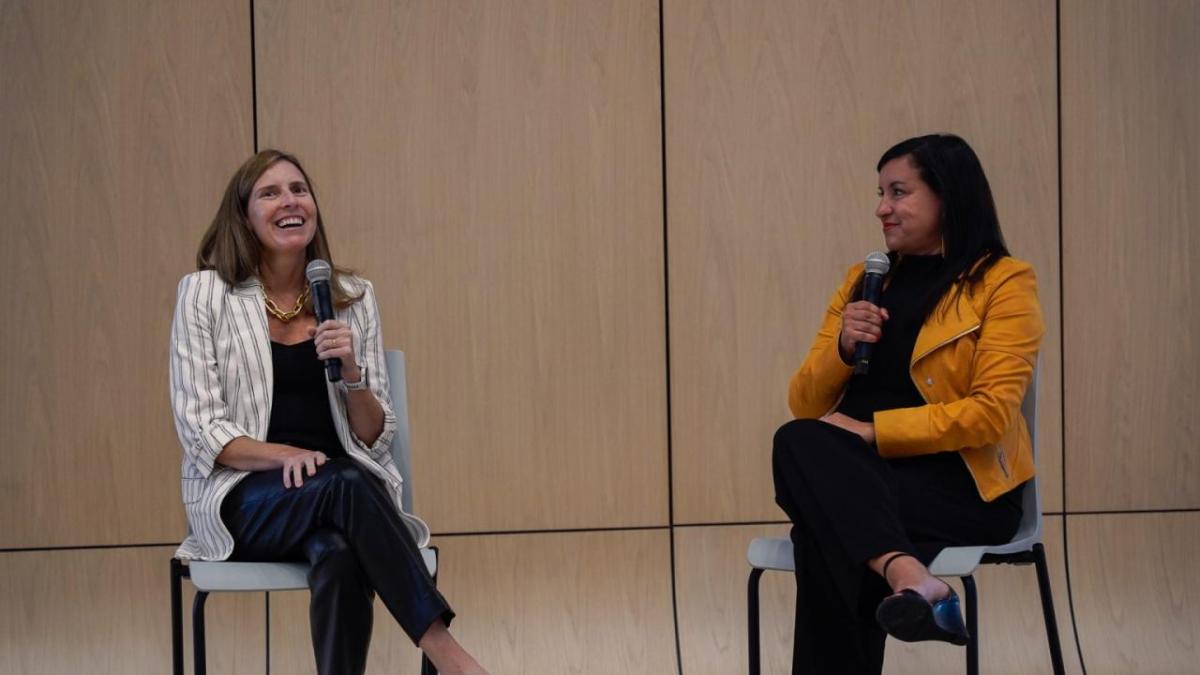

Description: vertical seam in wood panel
[658,0,683,672]
[250,0,259,152]
[250,3,265,669]
[1057,2,1088,671]
[265,592,271,675]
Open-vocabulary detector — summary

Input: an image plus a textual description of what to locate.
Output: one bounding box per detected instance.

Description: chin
[267,241,309,257]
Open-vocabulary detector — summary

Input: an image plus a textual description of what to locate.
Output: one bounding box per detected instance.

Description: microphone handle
[852,271,886,375]
[311,280,343,382]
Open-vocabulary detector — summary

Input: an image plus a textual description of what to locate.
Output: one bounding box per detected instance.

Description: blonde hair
[196,149,362,308]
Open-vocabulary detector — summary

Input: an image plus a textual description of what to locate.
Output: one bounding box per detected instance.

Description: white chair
[746,367,1065,675]
[170,350,438,675]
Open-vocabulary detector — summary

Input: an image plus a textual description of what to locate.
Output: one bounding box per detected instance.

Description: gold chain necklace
[264,284,311,322]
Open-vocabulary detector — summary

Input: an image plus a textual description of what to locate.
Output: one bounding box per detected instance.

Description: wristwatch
[339,366,369,391]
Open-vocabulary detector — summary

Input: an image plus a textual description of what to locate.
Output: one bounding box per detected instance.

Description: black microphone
[852,251,891,375]
[305,259,342,382]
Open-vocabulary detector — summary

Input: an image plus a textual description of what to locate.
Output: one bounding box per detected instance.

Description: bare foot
[874,553,951,604]
[418,620,489,675]
[427,650,489,675]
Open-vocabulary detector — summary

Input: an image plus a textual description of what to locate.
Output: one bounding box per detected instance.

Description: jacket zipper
[910,324,981,372]
[908,324,980,400]
[907,323,986,497]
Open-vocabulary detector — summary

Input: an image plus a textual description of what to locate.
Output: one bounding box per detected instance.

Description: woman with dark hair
[170,150,488,675]
[773,134,1043,673]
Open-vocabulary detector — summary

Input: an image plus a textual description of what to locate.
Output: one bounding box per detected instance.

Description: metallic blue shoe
[875,587,970,646]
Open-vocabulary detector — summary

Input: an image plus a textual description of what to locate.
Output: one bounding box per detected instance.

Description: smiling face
[246,160,318,259]
[875,155,943,256]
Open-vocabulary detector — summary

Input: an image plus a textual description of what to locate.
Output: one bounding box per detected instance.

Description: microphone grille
[864,251,890,276]
[305,259,332,283]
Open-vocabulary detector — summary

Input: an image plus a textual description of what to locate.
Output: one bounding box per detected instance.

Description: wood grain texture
[674,520,1080,675]
[254,0,668,533]
[268,530,679,674]
[1061,0,1200,511]
[1067,512,1200,673]
[0,0,253,547]
[664,0,1060,524]
[675,524,795,675]
[0,546,264,675]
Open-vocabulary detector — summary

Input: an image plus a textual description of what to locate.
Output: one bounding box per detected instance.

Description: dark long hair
[196,149,362,307]
[853,134,1009,320]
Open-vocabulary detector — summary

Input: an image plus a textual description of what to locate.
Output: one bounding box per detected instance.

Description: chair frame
[747,366,1066,675]
[170,350,438,675]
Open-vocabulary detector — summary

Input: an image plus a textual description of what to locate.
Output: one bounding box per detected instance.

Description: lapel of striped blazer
[229,278,274,438]
[325,290,359,446]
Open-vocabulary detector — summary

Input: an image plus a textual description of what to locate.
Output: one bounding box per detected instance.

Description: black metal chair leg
[1032,543,1066,675]
[963,575,978,675]
[171,559,185,675]
[748,568,764,675]
[192,590,209,675]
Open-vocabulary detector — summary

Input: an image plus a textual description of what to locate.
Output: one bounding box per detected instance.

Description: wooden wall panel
[0,0,252,547]
[675,524,795,675]
[1067,512,1200,673]
[1061,0,1200,511]
[664,0,1060,524]
[254,0,668,533]
[674,520,1080,675]
[268,530,679,674]
[0,547,264,674]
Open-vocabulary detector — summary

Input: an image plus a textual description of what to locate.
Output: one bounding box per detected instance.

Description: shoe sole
[876,591,969,646]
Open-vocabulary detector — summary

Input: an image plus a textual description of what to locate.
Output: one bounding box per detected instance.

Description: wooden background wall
[0,0,1196,672]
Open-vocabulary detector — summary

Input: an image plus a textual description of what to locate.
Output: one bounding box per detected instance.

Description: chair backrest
[384,350,415,513]
[998,362,1042,551]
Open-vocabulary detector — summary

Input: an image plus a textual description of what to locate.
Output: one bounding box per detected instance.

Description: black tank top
[837,254,944,422]
[266,339,346,458]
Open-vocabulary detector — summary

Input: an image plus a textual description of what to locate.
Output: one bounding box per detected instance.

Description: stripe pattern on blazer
[169,269,431,561]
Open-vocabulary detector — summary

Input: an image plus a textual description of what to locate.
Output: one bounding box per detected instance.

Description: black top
[837,254,944,422]
[266,339,346,459]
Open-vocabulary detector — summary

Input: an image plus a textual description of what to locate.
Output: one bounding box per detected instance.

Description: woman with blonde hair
[170,149,487,675]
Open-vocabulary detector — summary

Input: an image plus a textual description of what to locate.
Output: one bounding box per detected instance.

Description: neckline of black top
[892,253,944,272]
[271,338,315,348]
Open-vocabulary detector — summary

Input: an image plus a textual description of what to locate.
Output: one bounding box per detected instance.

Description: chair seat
[747,537,796,572]
[927,531,1040,576]
[188,548,438,592]
[748,534,1040,578]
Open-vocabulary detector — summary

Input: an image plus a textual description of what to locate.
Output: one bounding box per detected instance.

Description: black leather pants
[221,457,453,675]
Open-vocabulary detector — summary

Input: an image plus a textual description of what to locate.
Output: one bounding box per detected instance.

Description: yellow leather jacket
[788,256,1044,502]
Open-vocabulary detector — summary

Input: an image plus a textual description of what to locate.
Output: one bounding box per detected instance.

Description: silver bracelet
[339,366,369,391]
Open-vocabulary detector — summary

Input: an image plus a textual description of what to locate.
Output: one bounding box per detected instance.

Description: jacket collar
[231,277,263,298]
[912,286,981,364]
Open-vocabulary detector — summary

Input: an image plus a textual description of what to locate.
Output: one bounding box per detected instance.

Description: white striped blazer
[169,269,431,561]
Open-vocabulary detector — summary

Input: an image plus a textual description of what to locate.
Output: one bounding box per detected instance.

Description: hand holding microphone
[311,320,358,382]
[305,259,351,383]
[840,251,891,374]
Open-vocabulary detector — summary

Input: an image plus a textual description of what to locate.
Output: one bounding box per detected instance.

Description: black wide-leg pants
[221,457,453,675]
[772,419,1022,675]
